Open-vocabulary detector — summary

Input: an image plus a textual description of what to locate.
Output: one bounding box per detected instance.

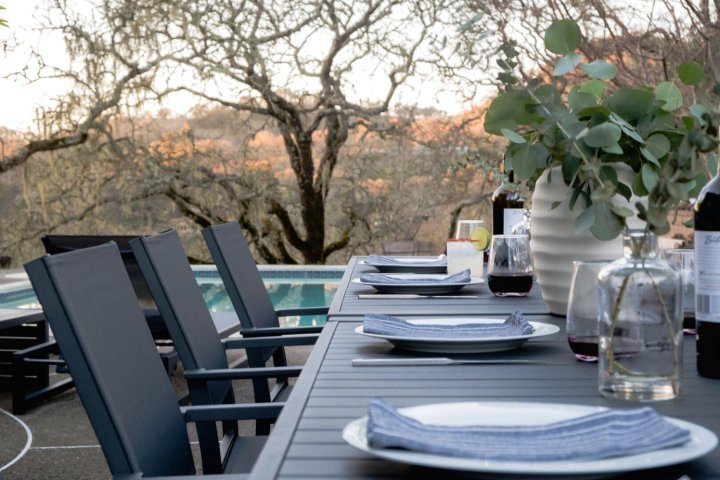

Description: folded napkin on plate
[366,254,447,266]
[366,399,691,461]
[360,269,470,284]
[363,311,534,338]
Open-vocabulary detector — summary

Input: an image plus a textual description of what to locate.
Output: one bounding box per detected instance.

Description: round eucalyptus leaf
[644,133,671,159]
[602,143,623,154]
[578,79,606,99]
[606,88,654,122]
[574,203,596,235]
[590,201,624,240]
[655,82,682,112]
[501,128,526,144]
[678,61,704,86]
[509,143,537,179]
[610,205,634,217]
[484,91,522,135]
[554,53,581,76]
[580,60,617,80]
[640,147,660,166]
[568,86,597,112]
[544,19,582,55]
[632,172,649,196]
[641,163,659,191]
[583,123,622,147]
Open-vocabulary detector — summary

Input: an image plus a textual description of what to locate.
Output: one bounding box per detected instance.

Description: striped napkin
[366,399,691,461]
[360,269,470,284]
[367,255,447,266]
[363,311,534,338]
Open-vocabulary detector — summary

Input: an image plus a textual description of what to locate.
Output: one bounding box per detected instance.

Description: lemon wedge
[470,227,491,251]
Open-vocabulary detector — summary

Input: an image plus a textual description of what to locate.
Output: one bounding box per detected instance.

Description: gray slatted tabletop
[249,316,720,479]
[328,257,549,318]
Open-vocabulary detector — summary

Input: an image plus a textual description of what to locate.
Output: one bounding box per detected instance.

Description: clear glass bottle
[597,230,683,401]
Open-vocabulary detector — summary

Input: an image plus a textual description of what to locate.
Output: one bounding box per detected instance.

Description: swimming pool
[0,265,344,327]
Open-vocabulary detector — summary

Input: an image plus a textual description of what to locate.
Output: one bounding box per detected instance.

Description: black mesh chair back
[202,223,278,330]
[40,235,167,339]
[24,244,196,477]
[130,229,233,406]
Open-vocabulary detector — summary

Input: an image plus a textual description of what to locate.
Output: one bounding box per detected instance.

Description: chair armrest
[181,402,283,423]
[184,366,302,381]
[222,333,318,350]
[275,306,329,317]
[240,325,324,337]
[13,340,61,358]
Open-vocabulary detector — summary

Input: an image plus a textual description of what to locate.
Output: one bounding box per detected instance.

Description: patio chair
[40,234,168,339]
[12,234,179,415]
[24,243,286,477]
[201,222,326,364]
[130,229,319,434]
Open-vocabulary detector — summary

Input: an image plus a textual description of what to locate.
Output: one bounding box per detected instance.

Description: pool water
[0,266,344,327]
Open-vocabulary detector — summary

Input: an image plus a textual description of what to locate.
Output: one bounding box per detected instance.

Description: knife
[352,357,538,366]
[357,294,479,299]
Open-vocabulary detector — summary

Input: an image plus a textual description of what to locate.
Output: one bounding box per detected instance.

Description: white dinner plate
[360,256,447,274]
[354,317,559,353]
[342,402,718,476]
[352,274,483,294]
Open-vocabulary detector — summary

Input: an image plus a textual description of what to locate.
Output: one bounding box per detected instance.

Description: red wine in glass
[567,336,598,362]
[487,273,533,296]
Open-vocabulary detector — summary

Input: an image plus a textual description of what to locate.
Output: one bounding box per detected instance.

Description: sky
[0,1,66,130]
[0,1,485,133]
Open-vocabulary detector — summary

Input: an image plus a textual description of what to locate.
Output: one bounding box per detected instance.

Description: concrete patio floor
[0,345,313,479]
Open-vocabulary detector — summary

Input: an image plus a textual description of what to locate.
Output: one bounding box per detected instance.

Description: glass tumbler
[446,238,483,277]
[487,235,533,296]
[566,260,611,362]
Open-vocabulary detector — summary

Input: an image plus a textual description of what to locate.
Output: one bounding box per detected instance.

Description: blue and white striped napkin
[366,255,447,266]
[363,311,534,338]
[360,269,470,284]
[366,399,691,461]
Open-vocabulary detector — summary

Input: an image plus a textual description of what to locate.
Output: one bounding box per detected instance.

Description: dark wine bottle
[492,163,525,235]
[695,171,720,379]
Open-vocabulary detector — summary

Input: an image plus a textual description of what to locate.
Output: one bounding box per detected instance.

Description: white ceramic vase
[529,166,641,316]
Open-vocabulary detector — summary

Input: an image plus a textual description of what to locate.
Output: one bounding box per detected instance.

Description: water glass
[446,238,483,277]
[662,248,695,333]
[487,235,533,296]
[566,260,610,362]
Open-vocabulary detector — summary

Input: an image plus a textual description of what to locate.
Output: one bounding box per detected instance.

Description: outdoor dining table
[247,256,720,479]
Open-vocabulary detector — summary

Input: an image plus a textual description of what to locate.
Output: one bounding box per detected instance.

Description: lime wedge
[470,227,490,251]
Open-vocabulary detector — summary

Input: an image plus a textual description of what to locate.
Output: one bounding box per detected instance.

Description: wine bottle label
[695,231,720,323]
[503,208,525,235]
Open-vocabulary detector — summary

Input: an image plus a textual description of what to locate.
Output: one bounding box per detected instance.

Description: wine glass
[661,248,695,334]
[487,235,533,296]
[566,259,610,362]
